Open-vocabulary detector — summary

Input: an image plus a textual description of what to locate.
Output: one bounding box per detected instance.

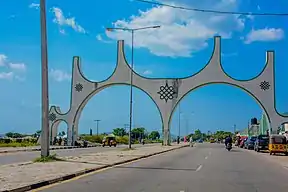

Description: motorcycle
[226,143,232,151]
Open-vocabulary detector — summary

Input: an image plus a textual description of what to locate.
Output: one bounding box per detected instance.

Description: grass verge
[121,147,136,151]
[33,153,64,163]
[0,142,38,147]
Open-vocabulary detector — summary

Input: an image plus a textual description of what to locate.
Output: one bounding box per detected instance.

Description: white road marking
[196,164,203,172]
[180,191,185,192]
[208,151,211,155]
[204,156,208,159]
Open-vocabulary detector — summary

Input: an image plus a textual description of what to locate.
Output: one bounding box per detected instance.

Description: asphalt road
[37,143,288,192]
[0,144,158,165]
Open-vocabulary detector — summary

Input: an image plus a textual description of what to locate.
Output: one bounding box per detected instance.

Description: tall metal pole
[94,120,101,136]
[178,104,181,138]
[40,0,50,157]
[128,30,134,149]
[106,25,160,148]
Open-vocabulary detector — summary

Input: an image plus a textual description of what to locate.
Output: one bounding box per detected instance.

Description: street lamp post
[106,25,160,148]
[40,0,50,157]
[178,103,181,142]
[94,120,101,136]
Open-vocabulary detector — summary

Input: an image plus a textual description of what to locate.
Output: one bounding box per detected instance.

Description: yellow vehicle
[210,138,215,143]
[102,135,117,147]
[268,134,288,155]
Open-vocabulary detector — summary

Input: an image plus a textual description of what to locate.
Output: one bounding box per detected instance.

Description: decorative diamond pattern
[49,113,57,122]
[75,83,83,92]
[157,82,176,102]
[259,81,270,91]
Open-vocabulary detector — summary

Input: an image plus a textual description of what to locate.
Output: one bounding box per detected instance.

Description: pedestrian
[189,136,193,147]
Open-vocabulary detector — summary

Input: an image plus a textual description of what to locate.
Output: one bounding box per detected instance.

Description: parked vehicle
[239,137,248,148]
[198,139,203,143]
[244,136,257,150]
[268,134,288,155]
[254,134,269,152]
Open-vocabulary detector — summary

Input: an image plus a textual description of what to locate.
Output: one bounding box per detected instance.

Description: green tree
[112,128,127,136]
[192,129,202,141]
[131,127,145,140]
[5,132,23,138]
[149,131,160,140]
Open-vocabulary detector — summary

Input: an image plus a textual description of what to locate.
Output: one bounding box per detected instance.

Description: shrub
[81,135,104,143]
[116,136,129,144]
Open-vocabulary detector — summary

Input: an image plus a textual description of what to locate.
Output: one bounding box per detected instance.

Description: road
[0,144,157,165]
[37,143,288,192]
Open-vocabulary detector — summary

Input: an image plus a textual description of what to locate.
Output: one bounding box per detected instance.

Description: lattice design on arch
[49,113,57,122]
[259,81,270,91]
[157,82,176,102]
[75,83,83,92]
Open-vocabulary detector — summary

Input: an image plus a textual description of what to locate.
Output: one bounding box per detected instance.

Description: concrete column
[67,123,73,146]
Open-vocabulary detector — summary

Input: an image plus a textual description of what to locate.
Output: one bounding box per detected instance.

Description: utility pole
[234,124,236,134]
[178,103,181,138]
[94,120,101,136]
[40,0,50,157]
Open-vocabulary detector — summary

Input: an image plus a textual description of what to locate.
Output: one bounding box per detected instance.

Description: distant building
[259,112,270,135]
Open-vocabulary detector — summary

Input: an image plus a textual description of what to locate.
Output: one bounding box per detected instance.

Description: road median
[0,144,188,192]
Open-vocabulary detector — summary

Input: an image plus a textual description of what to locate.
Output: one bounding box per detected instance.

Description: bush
[116,136,129,144]
[0,142,39,147]
[81,135,104,143]
[0,138,11,144]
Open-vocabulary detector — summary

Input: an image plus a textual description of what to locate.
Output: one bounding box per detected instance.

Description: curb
[2,145,189,192]
[0,145,99,154]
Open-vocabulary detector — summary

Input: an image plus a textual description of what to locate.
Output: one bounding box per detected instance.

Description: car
[198,139,203,143]
[254,134,269,152]
[244,136,257,150]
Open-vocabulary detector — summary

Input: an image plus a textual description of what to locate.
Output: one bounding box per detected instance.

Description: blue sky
[0,0,287,136]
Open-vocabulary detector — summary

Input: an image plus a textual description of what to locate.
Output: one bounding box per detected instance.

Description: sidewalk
[0,143,188,192]
[0,144,100,154]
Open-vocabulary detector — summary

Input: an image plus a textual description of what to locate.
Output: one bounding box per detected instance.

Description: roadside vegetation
[33,153,63,163]
[0,127,162,147]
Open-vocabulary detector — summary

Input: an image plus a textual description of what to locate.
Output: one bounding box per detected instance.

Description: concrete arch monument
[48,36,288,146]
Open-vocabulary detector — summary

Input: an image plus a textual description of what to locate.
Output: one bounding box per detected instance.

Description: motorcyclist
[225,135,232,147]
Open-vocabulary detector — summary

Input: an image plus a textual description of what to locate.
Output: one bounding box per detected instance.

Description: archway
[169,82,270,138]
[50,120,68,145]
[73,84,163,144]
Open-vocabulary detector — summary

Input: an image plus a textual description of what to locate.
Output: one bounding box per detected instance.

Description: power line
[135,0,288,16]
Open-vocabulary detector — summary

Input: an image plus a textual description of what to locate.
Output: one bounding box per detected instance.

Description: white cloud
[29,3,40,9]
[244,28,284,44]
[0,54,26,81]
[0,54,7,66]
[51,7,86,34]
[105,0,245,57]
[143,70,153,75]
[8,63,26,72]
[96,34,112,43]
[0,72,14,80]
[50,69,71,82]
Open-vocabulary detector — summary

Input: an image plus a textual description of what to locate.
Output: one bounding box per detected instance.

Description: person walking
[189,136,193,147]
